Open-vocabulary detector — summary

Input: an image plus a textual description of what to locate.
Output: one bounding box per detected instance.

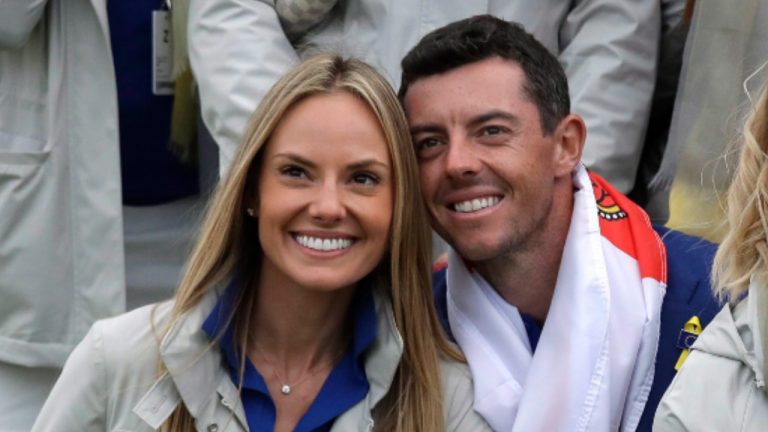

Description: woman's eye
[280,165,307,178]
[352,172,380,186]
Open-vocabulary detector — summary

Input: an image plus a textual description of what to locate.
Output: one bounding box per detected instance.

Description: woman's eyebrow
[273,153,389,170]
[348,159,390,170]
[272,153,317,169]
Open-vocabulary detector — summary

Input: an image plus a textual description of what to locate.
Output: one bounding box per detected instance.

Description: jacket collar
[158,287,237,419]
[359,286,403,406]
[135,280,404,428]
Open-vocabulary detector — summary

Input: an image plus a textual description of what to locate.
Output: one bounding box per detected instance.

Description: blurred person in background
[189,0,660,196]
[0,2,210,429]
[653,0,768,241]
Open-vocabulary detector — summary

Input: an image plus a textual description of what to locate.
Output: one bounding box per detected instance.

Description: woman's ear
[245,195,259,218]
[244,182,259,218]
[552,114,586,177]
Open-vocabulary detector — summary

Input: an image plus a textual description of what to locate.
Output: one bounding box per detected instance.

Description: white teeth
[453,196,501,213]
[295,235,353,251]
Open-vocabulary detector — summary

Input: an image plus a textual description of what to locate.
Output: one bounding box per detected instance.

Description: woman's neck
[248,268,357,370]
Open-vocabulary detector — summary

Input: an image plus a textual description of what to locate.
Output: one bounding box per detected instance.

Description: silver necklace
[253,342,347,395]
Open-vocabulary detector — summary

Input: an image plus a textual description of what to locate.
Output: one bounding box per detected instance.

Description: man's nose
[308,181,346,222]
[444,137,481,179]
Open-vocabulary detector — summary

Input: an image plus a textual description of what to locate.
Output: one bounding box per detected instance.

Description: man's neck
[473,189,574,324]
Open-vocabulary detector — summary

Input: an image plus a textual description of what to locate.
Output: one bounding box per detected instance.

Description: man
[398,16,720,431]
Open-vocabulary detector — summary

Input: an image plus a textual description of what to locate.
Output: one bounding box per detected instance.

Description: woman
[32,54,490,431]
[654,76,768,429]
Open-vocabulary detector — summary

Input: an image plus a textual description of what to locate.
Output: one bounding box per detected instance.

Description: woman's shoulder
[32,301,178,431]
[91,300,175,361]
[437,354,493,431]
[87,300,176,383]
[437,354,473,392]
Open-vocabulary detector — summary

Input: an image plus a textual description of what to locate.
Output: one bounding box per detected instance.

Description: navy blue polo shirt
[202,283,377,432]
[520,314,542,352]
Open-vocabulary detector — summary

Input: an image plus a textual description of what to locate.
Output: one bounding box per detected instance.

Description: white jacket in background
[189,0,660,193]
[0,0,125,368]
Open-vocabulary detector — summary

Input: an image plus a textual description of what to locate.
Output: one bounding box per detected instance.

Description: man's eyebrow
[409,110,521,135]
[468,110,521,128]
[409,123,445,135]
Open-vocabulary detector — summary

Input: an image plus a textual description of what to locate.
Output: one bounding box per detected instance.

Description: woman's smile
[291,231,357,256]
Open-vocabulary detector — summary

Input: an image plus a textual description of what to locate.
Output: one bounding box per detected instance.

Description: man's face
[403,57,570,262]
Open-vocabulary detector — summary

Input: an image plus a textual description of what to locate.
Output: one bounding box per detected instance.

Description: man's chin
[449,241,504,263]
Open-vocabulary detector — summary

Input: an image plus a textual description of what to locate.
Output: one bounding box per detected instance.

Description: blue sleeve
[636,226,721,431]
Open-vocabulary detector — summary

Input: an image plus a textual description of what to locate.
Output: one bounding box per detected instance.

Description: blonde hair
[712,78,768,303]
[160,54,461,431]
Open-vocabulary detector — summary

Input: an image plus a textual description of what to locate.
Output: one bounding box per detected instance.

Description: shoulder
[654,226,720,350]
[655,226,720,350]
[32,301,176,431]
[438,354,472,394]
[438,355,493,431]
[93,300,174,366]
[654,304,768,431]
[86,301,175,400]
[654,226,720,338]
[656,226,717,302]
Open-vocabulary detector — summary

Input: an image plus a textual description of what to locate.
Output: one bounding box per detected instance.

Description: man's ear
[552,114,586,177]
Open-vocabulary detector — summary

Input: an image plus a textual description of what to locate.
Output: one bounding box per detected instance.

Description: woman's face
[253,91,394,293]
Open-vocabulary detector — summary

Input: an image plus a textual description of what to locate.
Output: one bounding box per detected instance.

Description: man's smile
[451,195,502,213]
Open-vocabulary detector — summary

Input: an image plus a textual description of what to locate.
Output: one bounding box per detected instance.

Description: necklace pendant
[281,384,291,395]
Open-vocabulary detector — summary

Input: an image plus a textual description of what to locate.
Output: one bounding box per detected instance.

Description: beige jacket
[654,283,768,431]
[32,286,491,431]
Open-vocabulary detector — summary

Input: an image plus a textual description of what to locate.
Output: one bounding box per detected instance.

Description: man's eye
[352,172,380,186]
[280,165,307,178]
[415,137,442,151]
[481,126,506,136]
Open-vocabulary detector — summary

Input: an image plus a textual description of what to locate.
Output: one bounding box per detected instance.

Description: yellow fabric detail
[169,70,197,167]
[675,316,703,371]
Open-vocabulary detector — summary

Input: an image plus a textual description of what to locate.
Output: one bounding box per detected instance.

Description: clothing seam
[63,1,81,347]
[738,383,754,432]
[94,323,110,428]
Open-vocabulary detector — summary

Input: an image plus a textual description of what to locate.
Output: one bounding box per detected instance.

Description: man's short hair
[399,15,570,135]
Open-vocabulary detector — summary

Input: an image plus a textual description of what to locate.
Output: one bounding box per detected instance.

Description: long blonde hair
[712,78,768,304]
[161,54,461,431]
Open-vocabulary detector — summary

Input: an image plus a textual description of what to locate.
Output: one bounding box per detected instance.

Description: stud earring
[246,208,255,217]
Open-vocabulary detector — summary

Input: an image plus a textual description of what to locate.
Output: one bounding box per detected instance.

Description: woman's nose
[308,182,346,222]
